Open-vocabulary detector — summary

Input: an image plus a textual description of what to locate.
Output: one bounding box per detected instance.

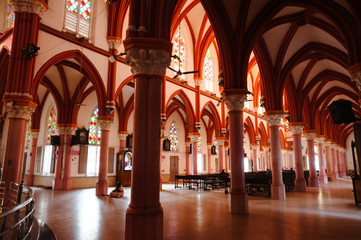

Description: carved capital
[223,94,247,112]
[289,123,304,135]
[5,104,34,120]
[263,146,270,151]
[57,127,76,136]
[194,78,202,87]
[315,137,324,144]
[30,131,39,139]
[12,0,47,16]
[265,114,283,127]
[216,139,226,146]
[119,133,128,141]
[207,144,213,150]
[350,71,361,91]
[107,39,122,50]
[304,131,317,140]
[125,48,171,76]
[188,132,200,142]
[98,119,113,131]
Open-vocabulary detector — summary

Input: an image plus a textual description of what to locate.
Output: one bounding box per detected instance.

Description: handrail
[0,182,35,240]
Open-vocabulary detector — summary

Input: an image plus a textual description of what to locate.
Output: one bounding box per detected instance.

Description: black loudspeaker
[328,100,359,124]
[50,135,60,146]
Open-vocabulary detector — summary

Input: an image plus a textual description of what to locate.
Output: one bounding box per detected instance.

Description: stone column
[263,146,270,170]
[259,148,264,171]
[123,40,172,240]
[119,131,128,152]
[281,149,287,169]
[96,117,113,196]
[2,104,34,184]
[304,131,318,187]
[337,146,343,177]
[223,92,248,214]
[189,133,200,174]
[331,143,338,179]
[343,150,348,176]
[289,123,306,192]
[26,130,39,186]
[315,136,328,184]
[54,125,76,190]
[251,144,258,172]
[265,111,286,200]
[207,144,212,174]
[324,140,333,181]
[185,140,191,175]
[217,138,226,172]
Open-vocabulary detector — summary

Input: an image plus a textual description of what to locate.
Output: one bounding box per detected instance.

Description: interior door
[170,156,179,182]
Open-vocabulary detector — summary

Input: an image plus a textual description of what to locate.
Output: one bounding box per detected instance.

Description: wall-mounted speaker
[327,100,358,124]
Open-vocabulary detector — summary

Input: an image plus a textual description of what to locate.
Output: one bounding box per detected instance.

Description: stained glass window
[204,49,213,91]
[6,1,14,30]
[65,0,92,38]
[172,30,185,75]
[89,108,101,145]
[314,143,318,154]
[47,106,56,145]
[214,137,218,154]
[197,130,202,153]
[25,117,32,149]
[169,122,178,151]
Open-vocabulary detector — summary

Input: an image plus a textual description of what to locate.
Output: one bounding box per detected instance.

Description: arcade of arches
[1,0,361,239]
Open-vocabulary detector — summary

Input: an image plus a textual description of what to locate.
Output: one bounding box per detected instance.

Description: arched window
[204,49,214,91]
[169,122,178,151]
[47,105,57,145]
[89,108,101,145]
[6,0,14,30]
[65,0,92,38]
[172,30,185,74]
[25,117,32,149]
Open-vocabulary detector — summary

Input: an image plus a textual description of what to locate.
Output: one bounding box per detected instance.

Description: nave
[33,179,361,240]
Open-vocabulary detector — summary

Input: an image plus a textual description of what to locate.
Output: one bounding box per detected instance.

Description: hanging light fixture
[21,43,40,60]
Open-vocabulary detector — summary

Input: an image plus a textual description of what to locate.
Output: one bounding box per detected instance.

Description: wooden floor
[33,177,361,240]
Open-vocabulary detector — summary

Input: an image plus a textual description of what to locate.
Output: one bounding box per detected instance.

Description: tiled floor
[33,178,361,240]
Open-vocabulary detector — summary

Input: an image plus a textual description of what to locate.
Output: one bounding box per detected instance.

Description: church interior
[0,0,361,239]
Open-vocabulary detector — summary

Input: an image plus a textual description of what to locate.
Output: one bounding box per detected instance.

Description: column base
[295,179,306,192]
[271,183,286,200]
[229,189,248,214]
[26,175,34,186]
[52,178,62,190]
[309,176,319,187]
[125,206,163,240]
[96,179,109,196]
[319,175,328,184]
[62,178,72,190]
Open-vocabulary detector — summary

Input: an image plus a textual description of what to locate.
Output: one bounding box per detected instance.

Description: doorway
[170,156,179,182]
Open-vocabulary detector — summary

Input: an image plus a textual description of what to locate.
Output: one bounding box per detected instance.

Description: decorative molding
[125,48,171,76]
[194,78,202,87]
[315,137,324,144]
[5,104,34,120]
[4,92,32,98]
[12,0,47,16]
[98,119,113,131]
[304,132,317,140]
[217,139,225,146]
[223,94,247,112]
[188,132,200,142]
[207,144,212,150]
[289,124,304,135]
[30,131,39,139]
[351,71,361,91]
[265,114,283,127]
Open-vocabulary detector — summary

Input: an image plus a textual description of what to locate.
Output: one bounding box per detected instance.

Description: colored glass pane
[66,0,78,14]
[204,49,213,91]
[170,122,178,151]
[80,0,91,19]
[197,130,201,153]
[89,108,101,145]
[25,117,31,149]
[47,106,56,145]
[314,143,318,154]
[214,138,218,154]
[172,30,185,73]
[6,1,14,29]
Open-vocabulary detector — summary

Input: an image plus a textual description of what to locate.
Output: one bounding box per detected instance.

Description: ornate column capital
[5,104,35,120]
[185,140,191,148]
[123,37,172,77]
[264,111,284,127]
[288,122,304,135]
[349,63,361,91]
[188,132,200,142]
[315,135,325,144]
[57,127,76,136]
[107,37,122,50]
[216,138,226,146]
[30,129,39,139]
[194,77,203,87]
[223,93,247,112]
[263,146,270,151]
[304,130,318,140]
[98,117,114,131]
[207,144,213,150]
[12,0,47,16]
[323,139,331,147]
[118,131,128,140]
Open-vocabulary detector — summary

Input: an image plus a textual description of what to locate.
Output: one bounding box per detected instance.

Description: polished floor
[33,178,361,240]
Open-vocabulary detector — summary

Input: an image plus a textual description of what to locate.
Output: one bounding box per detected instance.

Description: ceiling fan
[168,13,198,79]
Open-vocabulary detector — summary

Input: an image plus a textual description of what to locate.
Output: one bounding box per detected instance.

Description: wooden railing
[0,182,35,240]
